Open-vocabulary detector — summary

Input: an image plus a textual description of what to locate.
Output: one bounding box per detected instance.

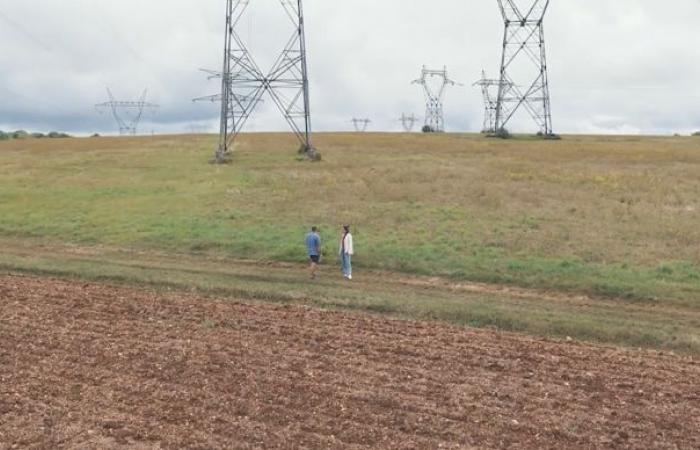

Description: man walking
[305,226,321,279]
[339,225,354,280]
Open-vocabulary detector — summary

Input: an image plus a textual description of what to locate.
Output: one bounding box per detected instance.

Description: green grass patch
[2,133,700,352]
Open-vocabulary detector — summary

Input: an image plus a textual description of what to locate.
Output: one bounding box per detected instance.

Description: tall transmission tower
[350,118,371,132]
[398,113,418,132]
[412,66,458,133]
[95,88,158,136]
[473,70,513,134]
[196,0,317,163]
[494,0,555,136]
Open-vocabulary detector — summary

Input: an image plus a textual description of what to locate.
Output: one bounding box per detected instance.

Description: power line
[195,0,317,164]
[95,88,159,136]
[412,66,459,133]
[350,118,371,132]
[0,11,53,52]
[494,0,555,137]
[473,70,513,134]
[398,113,419,132]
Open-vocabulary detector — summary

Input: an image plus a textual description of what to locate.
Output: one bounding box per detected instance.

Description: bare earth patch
[1,274,698,449]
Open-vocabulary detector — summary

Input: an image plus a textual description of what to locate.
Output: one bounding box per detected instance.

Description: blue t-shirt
[305,232,321,256]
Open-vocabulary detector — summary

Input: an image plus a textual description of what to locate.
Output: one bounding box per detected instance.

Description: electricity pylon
[95,88,158,136]
[412,66,458,133]
[196,0,317,163]
[350,118,371,132]
[399,113,418,132]
[473,70,513,134]
[495,0,554,136]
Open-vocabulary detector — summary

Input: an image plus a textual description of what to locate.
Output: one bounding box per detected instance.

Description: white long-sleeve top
[339,233,354,255]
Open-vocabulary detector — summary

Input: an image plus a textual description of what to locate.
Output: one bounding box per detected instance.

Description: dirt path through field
[1,274,698,449]
[0,238,588,301]
[0,237,677,309]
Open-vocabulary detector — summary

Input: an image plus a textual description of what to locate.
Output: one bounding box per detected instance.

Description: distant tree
[48,131,71,138]
[422,125,436,133]
[0,131,9,141]
[12,130,29,139]
[693,131,700,137]
[31,132,46,139]
[91,133,101,138]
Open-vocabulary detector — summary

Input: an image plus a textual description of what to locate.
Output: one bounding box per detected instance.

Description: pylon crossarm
[269,58,304,82]
[96,88,158,136]
[230,35,266,78]
[267,48,303,80]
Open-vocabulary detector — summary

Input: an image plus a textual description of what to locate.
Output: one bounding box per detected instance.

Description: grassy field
[1,132,699,353]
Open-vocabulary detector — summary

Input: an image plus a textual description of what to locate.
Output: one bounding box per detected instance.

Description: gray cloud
[0,0,699,135]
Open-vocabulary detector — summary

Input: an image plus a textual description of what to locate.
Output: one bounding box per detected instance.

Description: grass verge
[1,240,698,356]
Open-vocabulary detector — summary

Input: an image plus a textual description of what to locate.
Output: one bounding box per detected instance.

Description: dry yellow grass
[1,132,699,302]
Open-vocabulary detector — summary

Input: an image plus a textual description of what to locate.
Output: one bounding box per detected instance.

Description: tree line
[0,130,72,140]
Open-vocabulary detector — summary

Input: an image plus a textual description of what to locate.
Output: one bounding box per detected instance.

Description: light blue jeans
[340,252,352,277]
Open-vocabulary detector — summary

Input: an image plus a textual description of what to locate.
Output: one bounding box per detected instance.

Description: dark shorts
[309,255,320,264]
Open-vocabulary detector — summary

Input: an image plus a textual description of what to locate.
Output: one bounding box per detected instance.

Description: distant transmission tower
[350,118,371,132]
[495,0,554,136]
[473,70,513,134]
[95,88,158,136]
[398,113,418,132]
[195,0,317,163]
[412,66,457,133]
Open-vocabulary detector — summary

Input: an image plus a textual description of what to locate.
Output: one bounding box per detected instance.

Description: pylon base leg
[540,133,562,141]
[212,146,234,165]
[298,143,321,162]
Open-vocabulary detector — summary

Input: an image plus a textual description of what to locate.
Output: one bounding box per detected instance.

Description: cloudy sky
[1,0,699,135]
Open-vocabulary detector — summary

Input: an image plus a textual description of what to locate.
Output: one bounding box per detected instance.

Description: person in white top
[339,225,354,280]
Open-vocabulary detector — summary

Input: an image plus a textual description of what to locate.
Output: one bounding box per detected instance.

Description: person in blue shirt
[305,226,322,279]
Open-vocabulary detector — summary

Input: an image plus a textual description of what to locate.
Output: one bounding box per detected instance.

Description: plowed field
[1,274,698,449]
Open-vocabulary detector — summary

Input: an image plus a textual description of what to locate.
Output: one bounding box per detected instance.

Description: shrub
[297,144,322,161]
[422,125,436,133]
[0,131,9,141]
[494,128,512,139]
[12,130,29,139]
[692,131,700,137]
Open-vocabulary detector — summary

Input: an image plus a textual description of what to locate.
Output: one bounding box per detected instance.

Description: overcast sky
[1,0,699,135]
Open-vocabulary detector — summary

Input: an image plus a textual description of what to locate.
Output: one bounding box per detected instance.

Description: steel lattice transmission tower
[398,113,418,132]
[473,70,513,134]
[495,0,554,136]
[196,0,317,163]
[350,118,371,132]
[412,66,457,133]
[95,88,158,136]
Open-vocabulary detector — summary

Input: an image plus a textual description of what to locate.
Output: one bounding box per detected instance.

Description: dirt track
[1,274,698,449]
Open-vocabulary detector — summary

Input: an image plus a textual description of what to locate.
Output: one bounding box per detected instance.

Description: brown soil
[1,274,698,449]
